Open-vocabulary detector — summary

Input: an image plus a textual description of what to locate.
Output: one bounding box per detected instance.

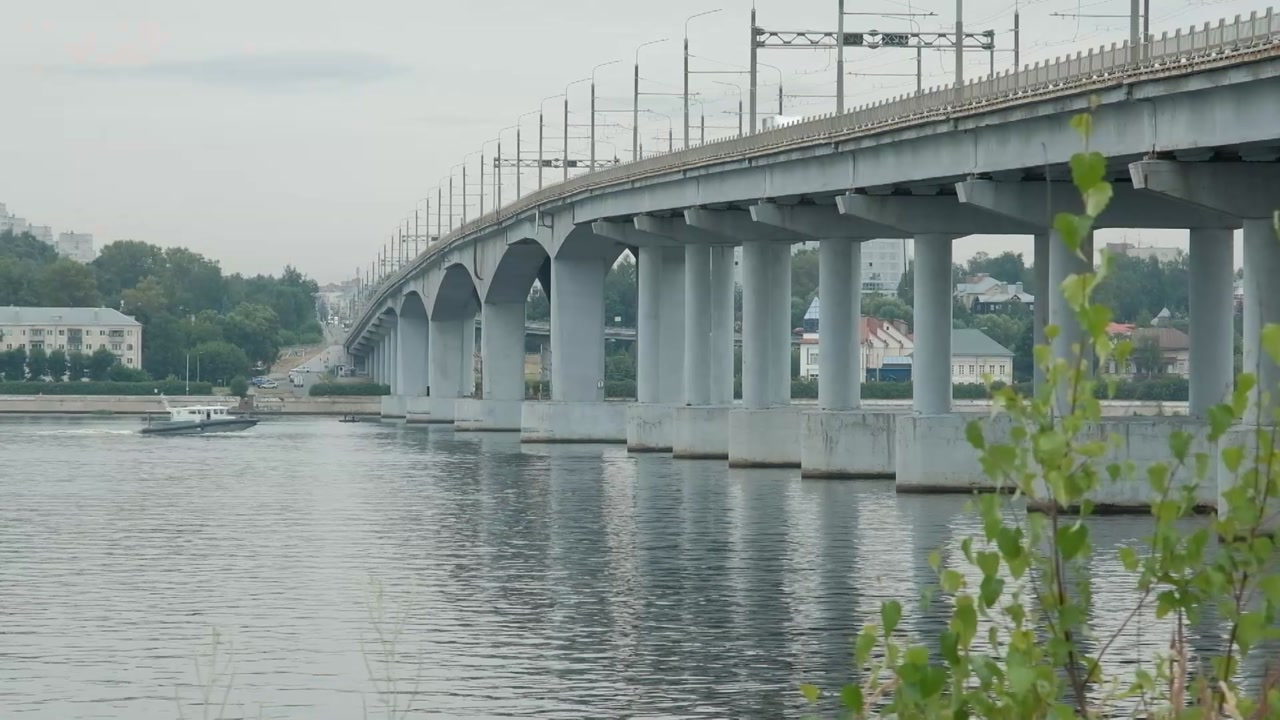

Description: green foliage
[87,347,116,381]
[309,382,391,396]
[39,258,100,307]
[66,351,85,381]
[1131,331,1165,377]
[26,347,48,380]
[806,104,1280,719]
[190,341,251,385]
[0,380,212,395]
[604,255,637,327]
[46,349,67,382]
[229,376,249,399]
[0,347,27,380]
[106,363,149,382]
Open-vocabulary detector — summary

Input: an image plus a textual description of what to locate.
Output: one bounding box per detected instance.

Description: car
[259,380,279,389]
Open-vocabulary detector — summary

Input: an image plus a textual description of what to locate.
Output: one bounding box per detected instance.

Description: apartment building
[0,307,143,367]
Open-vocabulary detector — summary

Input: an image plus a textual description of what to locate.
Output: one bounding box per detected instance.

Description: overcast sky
[2,0,1257,282]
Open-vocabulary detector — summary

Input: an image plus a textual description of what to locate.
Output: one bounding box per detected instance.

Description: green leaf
[882,600,902,637]
[939,629,960,665]
[799,683,820,703]
[1208,404,1235,441]
[1069,112,1094,141]
[980,576,1005,607]
[840,685,864,711]
[1264,324,1280,367]
[1236,611,1267,655]
[1056,523,1089,562]
[1169,430,1192,462]
[965,419,986,450]
[1223,445,1245,474]
[1084,182,1113,217]
[1053,212,1094,252]
[855,626,877,666]
[1069,151,1107,193]
[976,551,1000,578]
[954,596,979,644]
[1119,545,1140,572]
[941,569,965,593]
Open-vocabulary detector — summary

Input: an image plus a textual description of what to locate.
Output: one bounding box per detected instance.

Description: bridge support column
[1189,229,1235,418]
[524,254,626,443]
[684,243,711,405]
[462,311,476,398]
[397,314,429,397]
[710,245,736,404]
[730,240,799,467]
[457,301,525,431]
[1243,219,1280,419]
[913,234,953,415]
[369,344,379,383]
[630,246,684,451]
[1049,229,1093,411]
[672,245,736,459]
[426,318,466,423]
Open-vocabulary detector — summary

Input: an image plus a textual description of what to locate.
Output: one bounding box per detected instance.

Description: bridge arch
[429,263,480,321]
[394,292,430,396]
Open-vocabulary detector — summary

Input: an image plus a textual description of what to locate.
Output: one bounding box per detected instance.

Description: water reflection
[0,416,1268,719]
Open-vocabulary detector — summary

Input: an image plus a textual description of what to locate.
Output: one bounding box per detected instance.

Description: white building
[27,225,54,244]
[56,231,96,263]
[739,238,908,296]
[799,325,1014,385]
[0,307,143,370]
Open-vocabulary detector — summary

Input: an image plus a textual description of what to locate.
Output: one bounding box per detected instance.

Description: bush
[309,382,390,396]
[229,376,249,398]
[605,379,635,399]
[0,380,213,395]
[107,363,150,382]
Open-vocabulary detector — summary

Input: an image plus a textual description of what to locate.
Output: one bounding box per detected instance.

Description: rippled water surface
[0,415,1249,718]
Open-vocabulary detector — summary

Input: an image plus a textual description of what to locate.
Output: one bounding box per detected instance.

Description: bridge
[345,10,1280,502]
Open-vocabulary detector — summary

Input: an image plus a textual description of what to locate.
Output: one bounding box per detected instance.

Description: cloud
[58,51,410,91]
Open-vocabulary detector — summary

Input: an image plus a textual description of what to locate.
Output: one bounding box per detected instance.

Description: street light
[685,9,723,149]
[514,109,539,200]
[590,59,621,171]
[643,109,674,153]
[757,60,784,115]
[539,93,563,190]
[563,76,590,181]
[494,124,519,208]
[633,38,669,162]
[714,80,744,136]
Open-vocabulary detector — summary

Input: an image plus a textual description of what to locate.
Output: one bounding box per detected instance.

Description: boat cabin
[168,405,231,422]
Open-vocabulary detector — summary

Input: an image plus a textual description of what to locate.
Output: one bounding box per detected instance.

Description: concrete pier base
[380,395,408,419]
[626,404,675,452]
[454,399,523,432]
[672,405,731,459]
[895,414,1008,493]
[413,397,458,424]
[801,411,897,478]
[728,407,804,468]
[404,396,432,424]
[520,401,627,443]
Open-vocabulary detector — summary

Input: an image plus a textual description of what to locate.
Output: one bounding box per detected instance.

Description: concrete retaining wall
[673,406,730,459]
[895,414,1012,493]
[626,404,675,452]
[455,399,523,431]
[404,396,432,424]
[729,407,804,468]
[521,401,627,443]
[0,394,237,415]
[801,411,896,478]
[380,395,408,419]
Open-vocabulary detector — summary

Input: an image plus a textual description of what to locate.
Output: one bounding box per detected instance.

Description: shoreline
[0,394,381,416]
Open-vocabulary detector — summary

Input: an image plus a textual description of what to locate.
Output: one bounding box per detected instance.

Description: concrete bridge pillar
[427,318,466,422]
[550,255,607,402]
[1048,228,1094,410]
[710,245,736,405]
[397,314,429,397]
[913,234,953,415]
[1188,228,1235,418]
[385,333,398,393]
[740,240,791,409]
[369,344,379,383]
[1243,219,1280,416]
[818,238,862,410]
[684,243,712,405]
[481,302,526,402]
[630,245,686,451]
[462,312,476,397]
[636,246,662,404]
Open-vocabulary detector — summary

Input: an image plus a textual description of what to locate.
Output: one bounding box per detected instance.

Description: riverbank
[0,394,381,416]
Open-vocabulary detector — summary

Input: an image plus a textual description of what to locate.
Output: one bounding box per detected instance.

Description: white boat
[140,403,259,435]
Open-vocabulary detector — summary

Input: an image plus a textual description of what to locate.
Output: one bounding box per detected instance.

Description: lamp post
[714,80,744,136]
[539,93,563,190]
[494,125,518,208]
[837,0,846,112]
[633,38,669,162]
[514,110,538,200]
[590,59,621,170]
[563,77,589,181]
[758,60,784,114]
[685,9,723,150]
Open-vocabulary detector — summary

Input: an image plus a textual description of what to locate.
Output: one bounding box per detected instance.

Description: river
[0,415,1252,718]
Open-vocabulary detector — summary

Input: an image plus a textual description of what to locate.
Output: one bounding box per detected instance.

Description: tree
[160,247,226,314]
[47,349,67,382]
[525,286,549,322]
[1131,331,1164,377]
[896,260,914,305]
[603,255,637,327]
[191,341,250,385]
[965,250,1029,288]
[221,303,281,367]
[26,347,49,381]
[791,247,820,308]
[40,258,100,307]
[87,347,116,381]
[107,363,148,381]
[0,229,58,263]
[67,351,86,381]
[0,348,26,381]
[229,376,249,398]
[91,240,167,308]
[863,295,913,329]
